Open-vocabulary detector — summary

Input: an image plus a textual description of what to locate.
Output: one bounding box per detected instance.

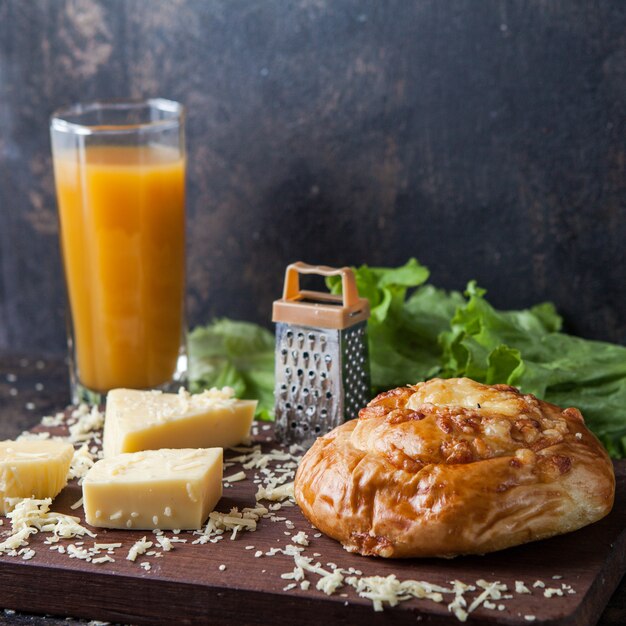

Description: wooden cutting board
[0,417,624,626]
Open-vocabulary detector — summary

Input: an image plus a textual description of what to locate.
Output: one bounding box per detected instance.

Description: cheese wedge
[102,387,256,458]
[82,448,223,530]
[0,440,74,514]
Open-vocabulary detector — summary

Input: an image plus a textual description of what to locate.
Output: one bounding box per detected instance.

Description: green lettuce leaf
[440,282,626,457]
[327,258,446,389]
[187,319,275,420]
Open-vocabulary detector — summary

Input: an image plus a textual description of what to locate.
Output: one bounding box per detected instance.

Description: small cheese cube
[0,440,74,514]
[102,388,256,458]
[82,448,223,530]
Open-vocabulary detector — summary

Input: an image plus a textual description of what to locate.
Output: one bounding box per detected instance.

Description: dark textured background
[0,0,624,354]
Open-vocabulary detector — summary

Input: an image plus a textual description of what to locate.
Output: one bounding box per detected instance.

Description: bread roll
[294,377,615,558]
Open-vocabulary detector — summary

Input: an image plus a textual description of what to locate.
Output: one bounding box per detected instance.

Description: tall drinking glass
[50,99,187,404]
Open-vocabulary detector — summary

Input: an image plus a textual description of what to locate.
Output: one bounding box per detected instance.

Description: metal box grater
[272,262,371,446]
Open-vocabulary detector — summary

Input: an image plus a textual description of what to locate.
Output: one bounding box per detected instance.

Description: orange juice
[53,145,185,392]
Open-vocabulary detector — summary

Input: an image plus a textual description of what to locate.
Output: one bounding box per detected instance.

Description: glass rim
[50,98,184,136]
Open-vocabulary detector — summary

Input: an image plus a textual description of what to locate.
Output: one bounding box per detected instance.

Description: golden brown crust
[294,378,615,558]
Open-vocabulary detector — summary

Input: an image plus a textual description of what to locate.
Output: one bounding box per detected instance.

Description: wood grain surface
[0,414,625,625]
[0,354,625,625]
[0,0,624,354]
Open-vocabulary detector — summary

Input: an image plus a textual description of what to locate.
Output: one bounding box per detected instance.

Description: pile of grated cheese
[0,497,95,557]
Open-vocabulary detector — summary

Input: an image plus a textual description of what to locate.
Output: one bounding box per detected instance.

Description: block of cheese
[0,440,74,514]
[102,387,257,459]
[82,448,223,530]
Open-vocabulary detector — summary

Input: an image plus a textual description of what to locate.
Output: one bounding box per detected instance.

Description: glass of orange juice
[50,99,187,403]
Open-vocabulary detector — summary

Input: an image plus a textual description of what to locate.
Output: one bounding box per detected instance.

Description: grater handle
[282,262,360,308]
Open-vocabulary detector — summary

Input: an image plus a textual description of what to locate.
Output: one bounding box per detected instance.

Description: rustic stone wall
[0,0,624,351]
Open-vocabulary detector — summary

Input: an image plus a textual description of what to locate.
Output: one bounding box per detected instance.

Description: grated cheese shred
[127,537,153,562]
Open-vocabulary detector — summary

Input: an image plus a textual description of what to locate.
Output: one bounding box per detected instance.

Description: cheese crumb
[91,555,115,565]
[21,548,35,560]
[68,406,105,444]
[292,531,309,546]
[127,537,153,562]
[223,471,246,483]
[256,481,294,502]
[544,588,564,598]
[67,444,96,484]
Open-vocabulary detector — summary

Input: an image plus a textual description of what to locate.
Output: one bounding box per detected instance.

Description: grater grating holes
[275,321,369,444]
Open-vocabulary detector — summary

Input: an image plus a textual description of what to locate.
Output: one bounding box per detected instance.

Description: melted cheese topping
[407,377,525,416]
[352,377,583,473]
